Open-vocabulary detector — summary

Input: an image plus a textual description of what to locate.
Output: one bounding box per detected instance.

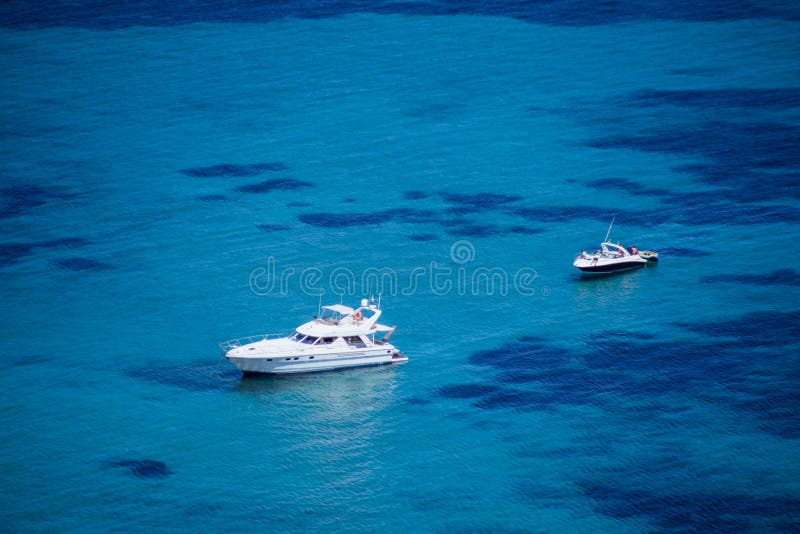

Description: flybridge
[302,301,393,338]
[320,304,354,315]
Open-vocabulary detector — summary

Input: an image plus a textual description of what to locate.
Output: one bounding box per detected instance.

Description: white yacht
[220,299,407,374]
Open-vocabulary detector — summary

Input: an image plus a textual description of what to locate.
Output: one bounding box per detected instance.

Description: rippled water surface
[1,2,800,532]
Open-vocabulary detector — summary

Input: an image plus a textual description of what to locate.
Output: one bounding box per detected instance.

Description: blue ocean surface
[1,2,800,531]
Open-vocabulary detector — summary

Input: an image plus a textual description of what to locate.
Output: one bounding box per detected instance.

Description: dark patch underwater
[578,481,800,532]
[125,360,241,392]
[508,226,543,235]
[409,233,437,242]
[440,192,523,209]
[590,121,800,178]
[438,383,500,399]
[447,310,800,437]
[38,237,91,248]
[234,178,314,194]
[0,184,77,218]
[181,162,287,177]
[584,84,800,228]
[108,459,172,479]
[4,1,799,30]
[298,208,438,228]
[677,310,800,346]
[445,223,506,238]
[585,177,671,197]
[512,193,800,228]
[53,257,113,271]
[0,237,91,267]
[588,103,800,216]
[1,354,52,370]
[701,269,800,286]
[0,242,36,266]
[403,190,429,200]
[512,205,666,227]
[256,224,292,232]
[630,88,800,109]
[195,194,227,202]
[298,212,382,228]
[444,223,542,238]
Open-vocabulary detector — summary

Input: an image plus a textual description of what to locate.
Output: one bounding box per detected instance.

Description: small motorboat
[220,298,407,374]
[573,218,649,275]
[573,242,647,274]
[637,250,659,262]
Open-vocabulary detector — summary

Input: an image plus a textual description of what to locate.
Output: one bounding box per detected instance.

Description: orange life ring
[352,310,363,321]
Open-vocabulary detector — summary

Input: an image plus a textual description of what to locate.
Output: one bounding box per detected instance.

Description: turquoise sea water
[2,3,800,532]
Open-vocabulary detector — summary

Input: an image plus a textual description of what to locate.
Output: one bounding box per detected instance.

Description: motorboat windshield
[600,242,630,257]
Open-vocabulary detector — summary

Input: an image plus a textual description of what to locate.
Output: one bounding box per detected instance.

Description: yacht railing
[219,334,284,353]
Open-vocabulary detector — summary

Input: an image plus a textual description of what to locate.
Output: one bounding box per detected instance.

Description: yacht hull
[226,349,407,374]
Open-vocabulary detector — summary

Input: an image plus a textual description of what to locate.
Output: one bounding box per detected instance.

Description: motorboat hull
[576,260,647,274]
[226,348,408,374]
